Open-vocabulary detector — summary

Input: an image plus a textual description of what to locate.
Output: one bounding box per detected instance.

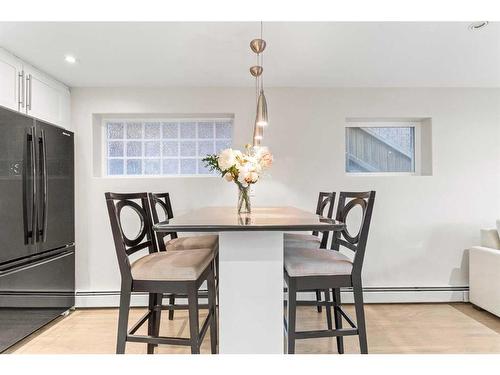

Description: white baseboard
[76,292,150,308]
[75,287,469,308]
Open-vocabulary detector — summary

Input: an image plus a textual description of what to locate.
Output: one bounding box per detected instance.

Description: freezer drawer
[0,247,75,308]
[0,247,74,352]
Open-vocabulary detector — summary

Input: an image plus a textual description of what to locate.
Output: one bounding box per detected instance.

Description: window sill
[345,172,429,177]
[95,175,220,179]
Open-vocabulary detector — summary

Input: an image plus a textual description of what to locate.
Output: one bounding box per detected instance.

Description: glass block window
[105,118,233,176]
[345,123,417,173]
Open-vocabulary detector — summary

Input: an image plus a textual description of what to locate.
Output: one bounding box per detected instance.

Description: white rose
[237,165,250,186]
[237,175,248,187]
[234,161,244,172]
[218,149,236,171]
[233,150,243,160]
[253,146,268,158]
[224,173,233,182]
[251,161,262,173]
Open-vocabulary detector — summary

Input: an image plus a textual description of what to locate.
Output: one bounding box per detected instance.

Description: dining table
[153,206,345,354]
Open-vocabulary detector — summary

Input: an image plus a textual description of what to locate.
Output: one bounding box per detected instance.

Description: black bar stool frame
[284,191,375,354]
[148,192,219,322]
[105,192,217,354]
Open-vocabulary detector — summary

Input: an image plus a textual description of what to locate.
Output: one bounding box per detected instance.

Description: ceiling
[0,22,498,88]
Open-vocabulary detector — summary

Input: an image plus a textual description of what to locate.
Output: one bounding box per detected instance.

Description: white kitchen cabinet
[0,48,71,129]
[23,63,71,128]
[0,48,23,112]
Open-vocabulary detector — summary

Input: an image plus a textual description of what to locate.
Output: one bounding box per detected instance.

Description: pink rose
[260,152,273,168]
[244,171,259,184]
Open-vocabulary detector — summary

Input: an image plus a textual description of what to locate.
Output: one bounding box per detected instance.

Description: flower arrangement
[203,145,273,213]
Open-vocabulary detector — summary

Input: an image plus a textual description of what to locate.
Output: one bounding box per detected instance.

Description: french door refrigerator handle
[30,126,38,244]
[22,128,33,244]
[40,129,48,242]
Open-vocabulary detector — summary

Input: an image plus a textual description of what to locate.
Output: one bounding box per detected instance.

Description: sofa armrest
[480,229,500,249]
[469,246,500,317]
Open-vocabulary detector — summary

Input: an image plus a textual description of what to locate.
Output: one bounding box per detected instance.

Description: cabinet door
[0,49,22,112]
[24,64,70,128]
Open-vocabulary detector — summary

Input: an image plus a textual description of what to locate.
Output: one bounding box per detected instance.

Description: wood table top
[153,206,344,232]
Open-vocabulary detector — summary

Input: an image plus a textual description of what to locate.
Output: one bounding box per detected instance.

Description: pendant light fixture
[250,22,268,147]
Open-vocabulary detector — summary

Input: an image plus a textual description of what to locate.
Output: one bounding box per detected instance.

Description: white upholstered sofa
[469,220,500,317]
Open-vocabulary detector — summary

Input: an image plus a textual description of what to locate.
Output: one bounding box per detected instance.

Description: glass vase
[237,184,252,214]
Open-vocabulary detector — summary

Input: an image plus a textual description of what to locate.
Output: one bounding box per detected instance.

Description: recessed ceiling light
[468,21,489,31]
[64,55,77,64]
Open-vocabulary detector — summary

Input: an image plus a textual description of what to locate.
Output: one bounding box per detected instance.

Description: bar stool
[284,191,375,354]
[148,192,219,320]
[285,191,336,249]
[105,192,217,354]
[285,192,336,313]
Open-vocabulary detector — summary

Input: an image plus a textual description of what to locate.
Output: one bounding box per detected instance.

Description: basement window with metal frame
[103,117,233,176]
[345,121,422,175]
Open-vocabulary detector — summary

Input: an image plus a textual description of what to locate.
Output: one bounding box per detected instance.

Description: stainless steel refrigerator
[0,106,75,352]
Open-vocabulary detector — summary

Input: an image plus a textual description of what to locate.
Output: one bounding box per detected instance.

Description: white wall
[71,87,500,304]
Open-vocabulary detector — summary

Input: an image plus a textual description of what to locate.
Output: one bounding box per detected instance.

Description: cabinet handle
[18,71,25,109]
[26,74,32,111]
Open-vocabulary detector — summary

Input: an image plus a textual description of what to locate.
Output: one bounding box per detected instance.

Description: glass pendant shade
[253,121,263,146]
[250,39,267,54]
[255,90,268,127]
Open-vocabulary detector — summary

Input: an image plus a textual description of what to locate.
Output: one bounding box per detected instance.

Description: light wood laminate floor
[6,303,500,354]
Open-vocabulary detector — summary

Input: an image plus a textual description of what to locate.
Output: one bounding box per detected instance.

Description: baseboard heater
[75,286,470,308]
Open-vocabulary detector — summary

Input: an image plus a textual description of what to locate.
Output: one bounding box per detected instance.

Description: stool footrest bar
[295,328,358,340]
[127,334,191,346]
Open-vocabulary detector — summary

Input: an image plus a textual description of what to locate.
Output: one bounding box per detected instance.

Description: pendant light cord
[260,21,264,92]
[256,44,259,105]
[255,20,264,103]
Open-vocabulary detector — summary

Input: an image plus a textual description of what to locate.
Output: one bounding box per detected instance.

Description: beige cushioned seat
[131,249,213,281]
[165,235,218,252]
[284,233,321,249]
[284,247,353,277]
